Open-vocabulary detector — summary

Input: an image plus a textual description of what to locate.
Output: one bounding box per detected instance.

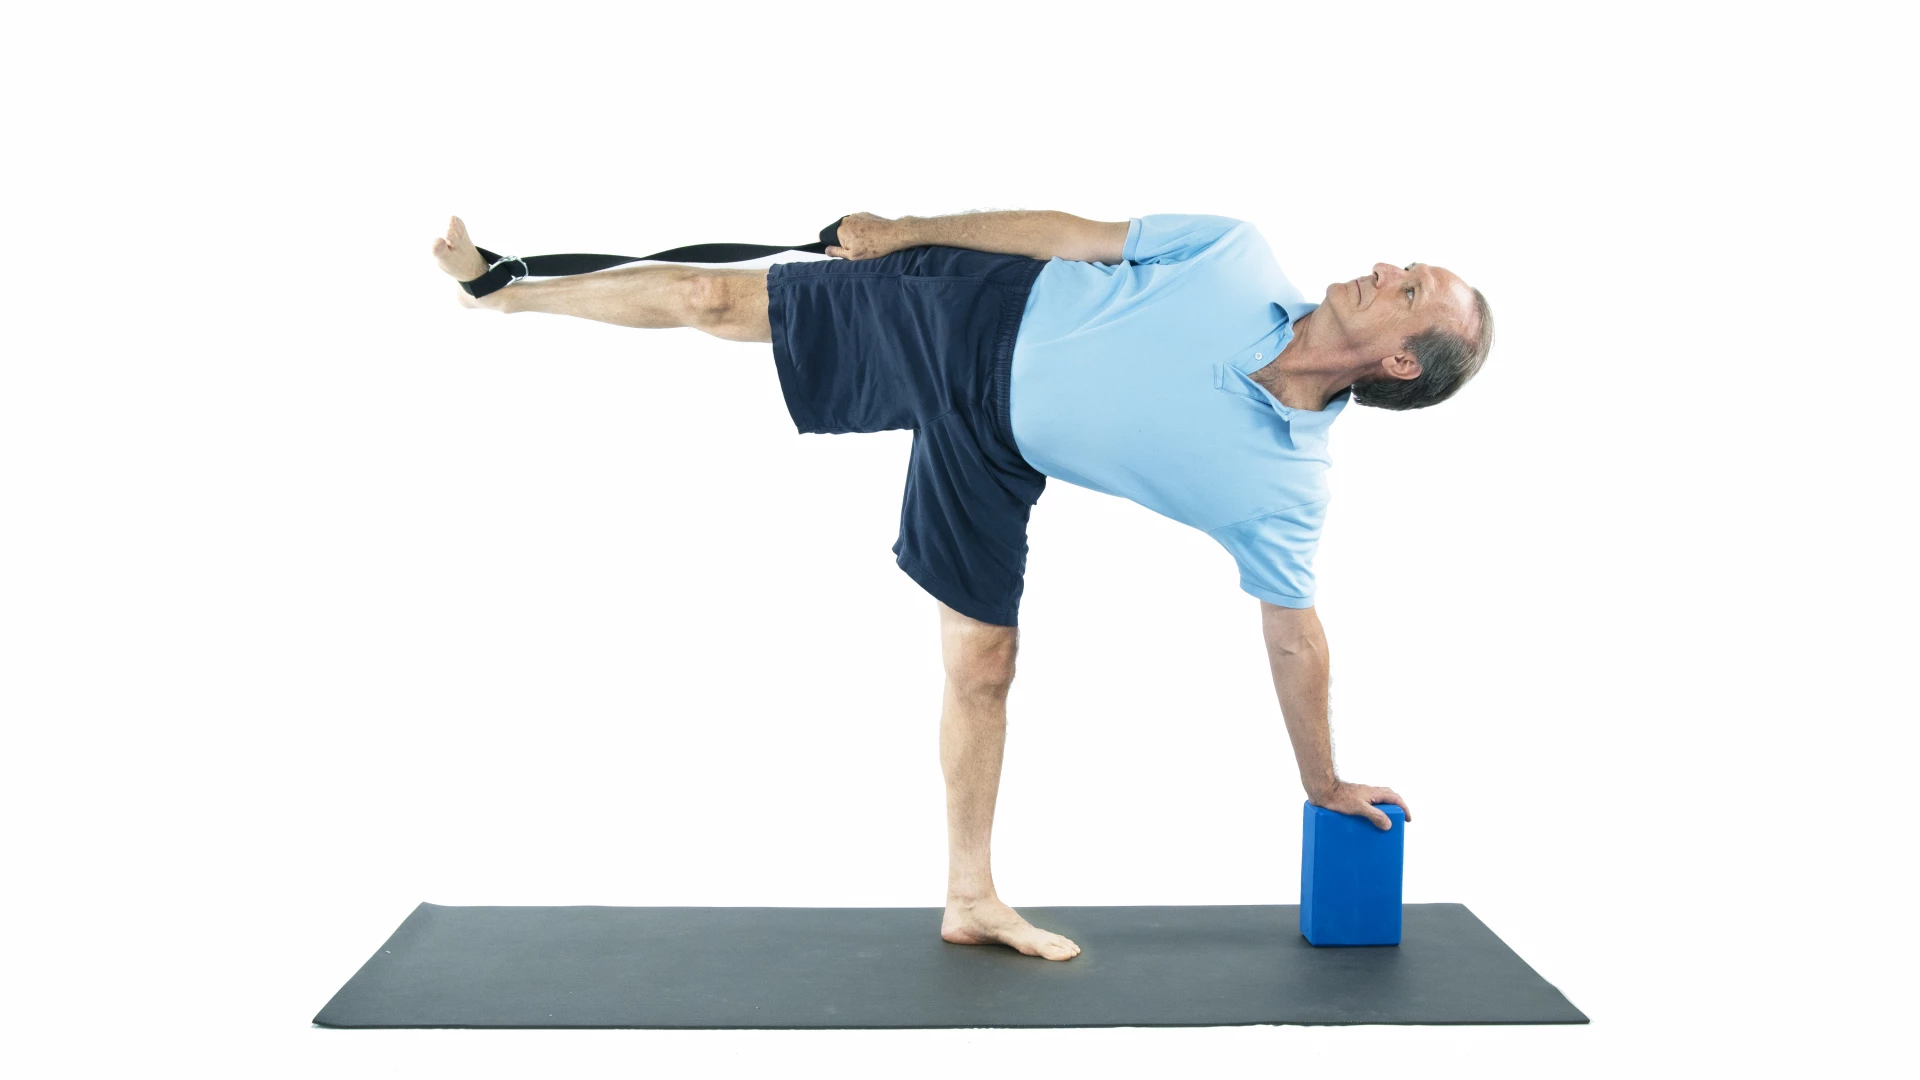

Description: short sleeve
[1208,500,1329,608]
[1123,214,1246,265]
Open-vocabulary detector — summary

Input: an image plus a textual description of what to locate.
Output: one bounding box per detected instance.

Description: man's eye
[1405,285,1416,300]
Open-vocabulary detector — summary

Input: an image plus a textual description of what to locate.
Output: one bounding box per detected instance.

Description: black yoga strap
[462,217,848,299]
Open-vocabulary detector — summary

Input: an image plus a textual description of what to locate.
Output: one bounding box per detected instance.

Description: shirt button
[1254,352,1263,360]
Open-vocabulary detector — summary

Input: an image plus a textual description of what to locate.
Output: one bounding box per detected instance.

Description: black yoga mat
[313,902,1586,1028]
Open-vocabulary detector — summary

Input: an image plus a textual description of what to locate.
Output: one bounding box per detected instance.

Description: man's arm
[826,211,1129,264]
[1261,601,1412,831]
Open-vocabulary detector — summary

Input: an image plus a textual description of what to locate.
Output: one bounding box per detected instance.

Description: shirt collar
[1281,297,1319,330]
[1246,379,1352,431]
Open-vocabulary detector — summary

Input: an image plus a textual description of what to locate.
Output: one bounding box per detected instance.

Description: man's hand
[1309,781,1412,831]
[825,213,910,260]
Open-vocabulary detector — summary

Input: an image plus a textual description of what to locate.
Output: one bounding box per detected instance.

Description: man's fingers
[825,245,847,258]
[1375,789,1411,822]
[1329,794,1392,830]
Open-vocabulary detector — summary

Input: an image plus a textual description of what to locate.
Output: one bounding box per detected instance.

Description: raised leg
[935,601,1081,961]
[430,216,773,343]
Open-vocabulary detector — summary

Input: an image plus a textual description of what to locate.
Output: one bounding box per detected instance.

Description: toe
[1036,932,1079,960]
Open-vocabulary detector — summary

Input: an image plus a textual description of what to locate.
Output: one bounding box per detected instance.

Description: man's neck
[1252,316,1348,411]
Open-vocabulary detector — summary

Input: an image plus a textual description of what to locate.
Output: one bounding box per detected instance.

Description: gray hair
[1350,287,1495,411]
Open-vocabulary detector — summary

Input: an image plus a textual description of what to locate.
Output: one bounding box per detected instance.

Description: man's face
[1317,262,1478,368]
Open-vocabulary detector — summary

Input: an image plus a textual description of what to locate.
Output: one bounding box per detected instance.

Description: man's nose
[1372,262,1401,284]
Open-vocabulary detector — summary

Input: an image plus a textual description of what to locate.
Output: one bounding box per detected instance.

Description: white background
[3,0,1912,1075]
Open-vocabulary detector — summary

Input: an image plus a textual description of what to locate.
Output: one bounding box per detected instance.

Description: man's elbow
[1055,216,1129,264]
[1261,600,1325,659]
[1267,633,1324,661]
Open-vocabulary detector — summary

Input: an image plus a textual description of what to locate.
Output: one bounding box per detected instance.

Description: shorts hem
[764,265,817,433]
[896,552,1020,627]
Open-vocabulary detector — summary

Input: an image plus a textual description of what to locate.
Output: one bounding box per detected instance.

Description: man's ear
[1378,352,1422,382]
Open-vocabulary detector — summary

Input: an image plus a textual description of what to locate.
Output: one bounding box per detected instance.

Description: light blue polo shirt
[1008,214,1346,608]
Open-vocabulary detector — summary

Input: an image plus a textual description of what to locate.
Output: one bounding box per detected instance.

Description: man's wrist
[1302,774,1339,801]
[893,215,926,248]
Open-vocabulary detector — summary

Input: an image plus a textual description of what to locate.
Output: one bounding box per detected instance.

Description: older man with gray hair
[431,208,1493,962]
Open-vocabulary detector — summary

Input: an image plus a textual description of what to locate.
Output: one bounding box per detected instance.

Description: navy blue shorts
[766,245,1048,627]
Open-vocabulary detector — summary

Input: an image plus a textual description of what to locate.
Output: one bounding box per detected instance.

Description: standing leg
[430,216,773,342]
[936,601,1080,961]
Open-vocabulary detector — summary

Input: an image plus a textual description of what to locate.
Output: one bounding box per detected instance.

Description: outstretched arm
[1261,601,1412,830]
[827,211,1129,264]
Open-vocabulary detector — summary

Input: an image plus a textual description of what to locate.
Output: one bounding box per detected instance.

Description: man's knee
[681,270,770,342]
[942,617,1018,701]
[681,272,734,326]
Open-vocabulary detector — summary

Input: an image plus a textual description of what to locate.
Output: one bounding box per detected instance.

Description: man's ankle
[946,884,999,905]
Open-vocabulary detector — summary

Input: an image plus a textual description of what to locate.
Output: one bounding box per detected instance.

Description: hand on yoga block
[1300,800,1406,947]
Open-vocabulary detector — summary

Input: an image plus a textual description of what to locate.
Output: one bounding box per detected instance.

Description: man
[429,209,1494,963]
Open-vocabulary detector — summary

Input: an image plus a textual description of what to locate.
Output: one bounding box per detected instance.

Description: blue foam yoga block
[1300,800,1405,946]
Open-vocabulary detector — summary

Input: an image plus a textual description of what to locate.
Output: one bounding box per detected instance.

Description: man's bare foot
[942,896,1081,961]
[430,216,496,309]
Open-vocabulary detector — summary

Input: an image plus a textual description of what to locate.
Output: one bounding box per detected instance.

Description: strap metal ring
[489,254,529,284]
